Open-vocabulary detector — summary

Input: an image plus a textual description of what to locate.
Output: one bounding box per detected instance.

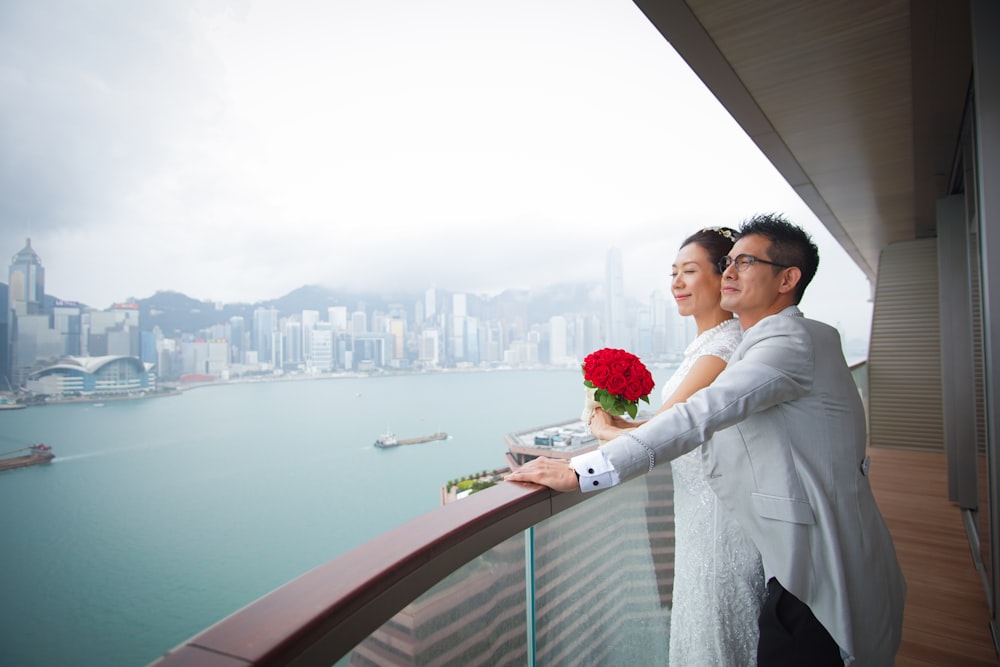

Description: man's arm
[599,316,814,484]
[506,314,815,493]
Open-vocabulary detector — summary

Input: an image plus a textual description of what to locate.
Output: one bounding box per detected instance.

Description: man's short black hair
[738,213,820,303]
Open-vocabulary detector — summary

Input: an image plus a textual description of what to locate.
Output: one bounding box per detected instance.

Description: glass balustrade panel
[340,467,675,666]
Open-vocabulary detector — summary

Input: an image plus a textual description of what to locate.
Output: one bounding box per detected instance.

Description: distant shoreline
[14,364,610,408]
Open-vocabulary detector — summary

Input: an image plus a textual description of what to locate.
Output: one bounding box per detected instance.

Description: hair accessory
[700,226,740,242]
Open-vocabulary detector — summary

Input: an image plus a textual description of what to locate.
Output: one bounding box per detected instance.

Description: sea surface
[0,368,675,667]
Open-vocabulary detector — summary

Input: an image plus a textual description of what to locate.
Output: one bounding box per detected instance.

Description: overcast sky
[1,0,873,343]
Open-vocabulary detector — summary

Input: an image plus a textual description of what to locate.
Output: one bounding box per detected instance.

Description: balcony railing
[152,463,678,666]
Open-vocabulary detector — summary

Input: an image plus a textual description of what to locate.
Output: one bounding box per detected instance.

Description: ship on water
[374,431,448,449]
[0,443,55,472]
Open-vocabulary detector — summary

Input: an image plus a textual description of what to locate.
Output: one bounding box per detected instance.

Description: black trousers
[758,578,843,667]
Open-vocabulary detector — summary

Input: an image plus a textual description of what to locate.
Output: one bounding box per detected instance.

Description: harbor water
[0,368,674,666]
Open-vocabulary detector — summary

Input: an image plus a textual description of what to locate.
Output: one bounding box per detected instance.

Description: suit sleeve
[599,316,815,482]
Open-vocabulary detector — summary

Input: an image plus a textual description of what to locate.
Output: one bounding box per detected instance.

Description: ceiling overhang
[632,0,972,282]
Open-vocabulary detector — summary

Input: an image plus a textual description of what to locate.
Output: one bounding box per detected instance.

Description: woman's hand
[589,407,646,441]
[505,456,579,492]
[589,408,624,441]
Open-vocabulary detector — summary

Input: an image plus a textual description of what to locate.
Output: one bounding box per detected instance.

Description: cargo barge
[0,444,55,472]
[374,431,447,448]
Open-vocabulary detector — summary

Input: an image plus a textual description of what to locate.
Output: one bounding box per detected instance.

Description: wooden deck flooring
[868,447,998,666]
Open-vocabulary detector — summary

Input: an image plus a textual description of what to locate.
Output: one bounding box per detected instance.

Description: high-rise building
[7,238,47,387]
[548,315,569,365]
[229,316,246,364]
[301,309,319,364]
[328,306,347,333]
[252,307,279,367]
[350,310,367,335]
[452,293,467,318]
[649,290,670,359]
[87,308,135,357]
[283,318,302,367]
[605,247,626,348]
[53,301,83,356]
[309,324,334,373]
[388,317,405,361]
[419,329,440,367]
[0,288,8,386]
[424,287,437,322]
[635,306,653,358]
[10,314,61,387]
[8,238,45,317]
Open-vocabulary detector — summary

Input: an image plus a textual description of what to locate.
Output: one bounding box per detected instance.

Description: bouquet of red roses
[582,348,655,419]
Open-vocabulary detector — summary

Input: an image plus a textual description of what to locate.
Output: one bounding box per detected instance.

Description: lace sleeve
[694,323,743,364]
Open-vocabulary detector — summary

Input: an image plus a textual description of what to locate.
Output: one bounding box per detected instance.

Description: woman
[592,227,765,666]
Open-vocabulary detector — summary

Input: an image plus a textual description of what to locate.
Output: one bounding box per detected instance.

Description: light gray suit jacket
[602,307,905,664]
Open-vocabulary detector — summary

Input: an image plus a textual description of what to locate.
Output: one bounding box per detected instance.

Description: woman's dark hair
[680,227,740,274]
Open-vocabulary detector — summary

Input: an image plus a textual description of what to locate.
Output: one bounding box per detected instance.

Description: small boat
[374,431,447,449]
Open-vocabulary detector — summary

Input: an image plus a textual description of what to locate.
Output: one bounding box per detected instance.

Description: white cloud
[0,0,872,342]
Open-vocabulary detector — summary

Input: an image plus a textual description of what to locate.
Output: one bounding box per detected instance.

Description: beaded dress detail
[664,318,765,666]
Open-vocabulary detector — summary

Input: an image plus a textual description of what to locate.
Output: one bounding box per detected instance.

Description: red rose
[587,363,611,386]
[610,357,630,375]
[605,373,627,395]
[624,379,646,402]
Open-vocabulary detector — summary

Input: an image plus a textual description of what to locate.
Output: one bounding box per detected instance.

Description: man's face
[719,234,789,326]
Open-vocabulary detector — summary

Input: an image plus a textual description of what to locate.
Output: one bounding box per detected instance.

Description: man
[506,214,906,666]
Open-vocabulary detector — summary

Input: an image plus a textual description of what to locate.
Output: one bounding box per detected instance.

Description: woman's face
[671,242,724,318]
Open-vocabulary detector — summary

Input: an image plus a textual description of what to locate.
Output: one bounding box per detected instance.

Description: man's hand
[505,456,579,492]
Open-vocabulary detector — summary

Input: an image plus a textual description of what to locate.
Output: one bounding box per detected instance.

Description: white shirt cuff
[570,449,620,492]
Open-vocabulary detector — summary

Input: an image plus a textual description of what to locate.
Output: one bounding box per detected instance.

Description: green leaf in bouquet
[597,390,618,414]
[625,401,638,419]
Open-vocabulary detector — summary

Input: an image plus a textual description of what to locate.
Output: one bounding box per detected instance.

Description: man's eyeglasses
[717,254,792,273]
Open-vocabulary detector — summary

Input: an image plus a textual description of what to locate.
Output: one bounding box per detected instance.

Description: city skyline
[5,234,700,392]
[0,0,873,345]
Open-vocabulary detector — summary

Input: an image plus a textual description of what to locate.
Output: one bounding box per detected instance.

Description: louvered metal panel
[869,238,944,450]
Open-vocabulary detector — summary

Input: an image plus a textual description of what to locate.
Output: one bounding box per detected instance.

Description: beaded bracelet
[623,432,655,473]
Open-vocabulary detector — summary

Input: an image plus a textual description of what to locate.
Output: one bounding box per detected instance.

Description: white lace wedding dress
[664,319,766,666]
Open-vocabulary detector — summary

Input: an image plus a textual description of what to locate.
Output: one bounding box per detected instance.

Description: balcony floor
[868,447,998,666]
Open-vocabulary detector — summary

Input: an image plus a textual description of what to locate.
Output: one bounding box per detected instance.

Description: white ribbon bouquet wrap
[581,385,600,425]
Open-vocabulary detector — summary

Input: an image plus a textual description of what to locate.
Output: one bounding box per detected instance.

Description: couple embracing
[507,213,905,666]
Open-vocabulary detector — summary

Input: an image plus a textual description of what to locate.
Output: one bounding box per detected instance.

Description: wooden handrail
[151,480,588,666]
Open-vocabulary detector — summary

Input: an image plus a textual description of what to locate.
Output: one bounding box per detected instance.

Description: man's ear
[778,267,802,295]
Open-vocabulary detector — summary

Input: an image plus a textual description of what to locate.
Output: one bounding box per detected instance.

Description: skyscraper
[548,315,569,365]
[7,238,47,387]
[252,307,279,368]
[605,247,626,348]
[8,238,45,316]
